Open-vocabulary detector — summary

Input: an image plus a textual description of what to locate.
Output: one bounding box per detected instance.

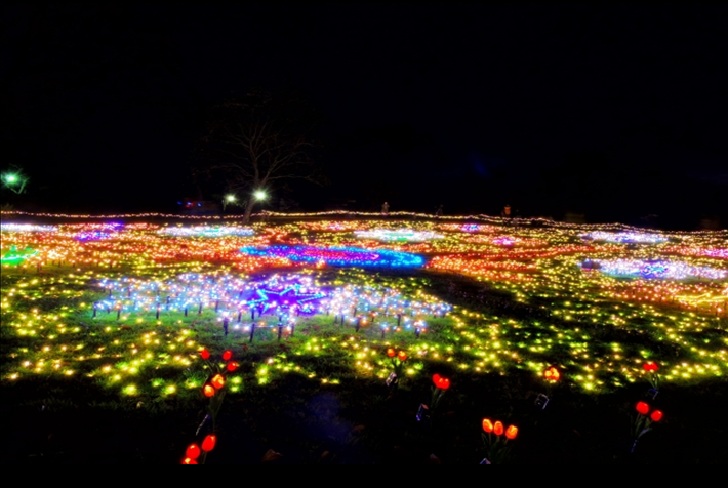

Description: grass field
[1,219,726,463]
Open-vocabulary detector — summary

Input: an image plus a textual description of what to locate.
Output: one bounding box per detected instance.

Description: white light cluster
[590,259,727,281]
[581,232,668,244]
[354,229,444,242]
[0,223,56,233]
[160,226,254,237]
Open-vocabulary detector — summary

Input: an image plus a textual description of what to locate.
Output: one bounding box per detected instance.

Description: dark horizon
[1,4,727,230]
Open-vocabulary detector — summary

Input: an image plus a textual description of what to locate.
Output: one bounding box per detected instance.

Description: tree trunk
[243,198,256,225]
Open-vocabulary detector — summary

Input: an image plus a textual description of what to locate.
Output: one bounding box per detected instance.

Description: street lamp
[254,190,268,201]
[2,172,28,194]
[222,194,238,212]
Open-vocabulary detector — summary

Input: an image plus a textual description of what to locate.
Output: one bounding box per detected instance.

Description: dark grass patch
[2,371,727,464]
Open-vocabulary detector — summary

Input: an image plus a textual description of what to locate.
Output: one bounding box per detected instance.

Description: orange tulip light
[200,349,210,360]
[186,443,201,460]
[397,351,407,361]
[493,421,504,436]
[181,457,198,464]
[202,435,217,452]
[636,402,650,415]
[650,410,663,422]
[227,362,239,372]
[203,383,215,398]
[211,374,226,390]
[505,425,518,440]
[387,348,396,358]
[482,418,494,434]
[223,350,233,361]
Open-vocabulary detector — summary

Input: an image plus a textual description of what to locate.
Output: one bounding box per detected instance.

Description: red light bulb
[636,402,650,415]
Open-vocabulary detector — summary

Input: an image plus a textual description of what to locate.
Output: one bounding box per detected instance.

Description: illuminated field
[1,218,726,403]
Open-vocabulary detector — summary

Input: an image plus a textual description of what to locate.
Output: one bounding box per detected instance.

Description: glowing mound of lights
[96,272,449,334]
[666,246,728,259]
[588,259,727,281]
[493,236,517,246]
[581,232,668,244]
[461,224,484,233]
[75,231,114,242]
[0,246,38,264]
[97,273,328,320]
[160,226,254,237]
[354,229,444,242]
[439,223,495,233]
[702,249,727,259]
[1,223,56,233]
[246,275,328,316]
[240,245,425,268]
[66,223,123,231]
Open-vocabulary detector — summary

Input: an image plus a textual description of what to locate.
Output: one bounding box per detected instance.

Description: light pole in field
[2,171,29,194]
[243,189,268,224]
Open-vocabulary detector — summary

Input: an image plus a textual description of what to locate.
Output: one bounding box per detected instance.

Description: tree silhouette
[195,88,324,222]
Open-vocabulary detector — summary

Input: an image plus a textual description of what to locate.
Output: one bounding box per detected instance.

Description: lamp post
[223,194,237,212]
[242,189,268,224]
[2,172,28,194]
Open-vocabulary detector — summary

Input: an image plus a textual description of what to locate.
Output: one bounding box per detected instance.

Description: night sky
[2,4,727,229]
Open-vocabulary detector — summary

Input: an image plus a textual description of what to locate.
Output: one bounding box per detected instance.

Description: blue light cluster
[76,231,113,242]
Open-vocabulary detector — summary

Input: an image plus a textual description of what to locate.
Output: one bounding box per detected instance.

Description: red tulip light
[482,418,494,434]
[181,457,198,464]
[203,383,215,398]
[200,349,210,360]
[493,421,504,436]
[636,402,650,415]
[433,374,450,390]
[185,444,201,460]
[643,362,659,372]
[650,410,663,422]
[397,351,407,361]
[505,425,519,440]
[387,348,396,358]
[543,367,560,381]
[223,350,233,361]
[202,435,217,452]
[227,362,239,372]
[211,374,226,390]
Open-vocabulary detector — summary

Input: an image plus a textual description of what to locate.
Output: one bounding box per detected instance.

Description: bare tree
[195,88,324,223]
